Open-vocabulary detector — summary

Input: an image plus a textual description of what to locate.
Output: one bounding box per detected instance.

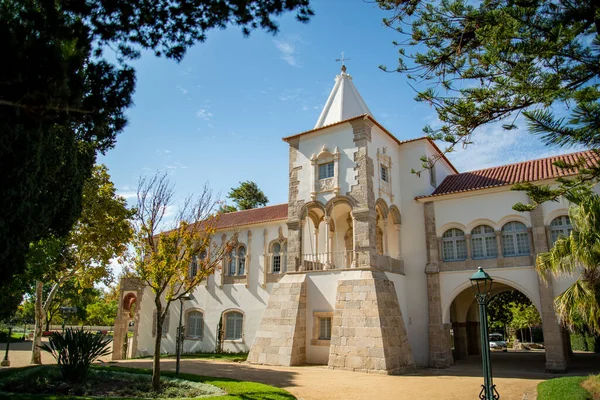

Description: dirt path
[118,358,542,400]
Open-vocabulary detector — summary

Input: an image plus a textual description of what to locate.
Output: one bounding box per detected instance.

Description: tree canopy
[0,0,312,307]
[377,0,600,207]
[227,181,269,211]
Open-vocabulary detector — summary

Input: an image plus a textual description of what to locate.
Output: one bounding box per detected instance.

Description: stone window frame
[376,148,394,201]
[188,250,207,279]
[470,225,498,260]
[152,310,170,338]
[311,311,333,346]
[185,308,204,340]
[227,243,247,277]
[269,239,287,274]
[310,146,340,201]
[222,309,245,342]
[429,161,437,187]
[501,221,531,257]
[550,215,572,245]
[441,228,467,261]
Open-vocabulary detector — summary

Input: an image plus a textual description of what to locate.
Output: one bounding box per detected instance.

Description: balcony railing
[302,250,353,271]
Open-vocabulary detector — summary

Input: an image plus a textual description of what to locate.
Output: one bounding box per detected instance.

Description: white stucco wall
[293,124,358,205]
[134,221,288,356]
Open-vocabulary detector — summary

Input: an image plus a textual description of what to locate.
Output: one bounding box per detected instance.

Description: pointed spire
[314,66,372,129]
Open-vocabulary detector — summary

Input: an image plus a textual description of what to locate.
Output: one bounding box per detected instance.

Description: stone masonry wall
[530,205,568,372]
[424,202,453,367]
[328,270,415,374]
[247,274,307,366]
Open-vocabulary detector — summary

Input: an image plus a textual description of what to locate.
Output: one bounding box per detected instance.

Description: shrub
[38,328,112,382]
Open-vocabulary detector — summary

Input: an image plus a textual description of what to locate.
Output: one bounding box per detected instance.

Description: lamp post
[175,294,194,376]
[470,267,500,400]
[1,326,12,367]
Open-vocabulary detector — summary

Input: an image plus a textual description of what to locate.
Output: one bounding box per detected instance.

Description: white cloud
[117,191,137,200]
[444,121,583,172]
[196,108,213,120]
[176,85,188,95]
[156,149,171,156]
[273,39,298,67]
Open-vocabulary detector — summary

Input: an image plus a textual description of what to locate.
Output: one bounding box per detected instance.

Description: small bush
[38,328,112,383]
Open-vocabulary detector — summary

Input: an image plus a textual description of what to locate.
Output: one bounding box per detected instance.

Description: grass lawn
[537,375,600,400]
[0,365,295,400]
[136,352,248,363]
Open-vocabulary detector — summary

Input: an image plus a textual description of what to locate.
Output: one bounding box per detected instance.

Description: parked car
[489,333,507,352]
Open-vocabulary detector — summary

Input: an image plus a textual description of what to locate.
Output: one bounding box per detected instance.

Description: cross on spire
[335,51,350,73]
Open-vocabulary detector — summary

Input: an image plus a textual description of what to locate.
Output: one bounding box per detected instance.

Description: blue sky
[99,0,579,209]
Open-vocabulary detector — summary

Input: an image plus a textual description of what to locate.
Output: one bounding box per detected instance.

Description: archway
[448,281,543,363]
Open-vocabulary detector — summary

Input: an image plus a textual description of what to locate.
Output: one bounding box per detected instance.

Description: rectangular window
[502,234,515,256]
[318,162,334,179]
[516,232,530,255]
[442,241,455,261]
[273,254,281,273]
[485,236,498,258]
[319,317,332,340]
[472,237,484,259]
[225,313,243,340]
[188,312,203,338]
[381,165,388,182]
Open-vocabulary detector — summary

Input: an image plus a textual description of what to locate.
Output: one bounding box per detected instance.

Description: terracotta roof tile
[418,150,600,199]
[215,203,288,229]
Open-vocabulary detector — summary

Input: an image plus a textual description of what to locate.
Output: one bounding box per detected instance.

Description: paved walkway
[3,343,600,400]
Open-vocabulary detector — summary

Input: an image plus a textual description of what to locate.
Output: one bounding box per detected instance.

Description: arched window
[471,225,497,259]
[271,242,287,273]
[224,311,243,340]
[229,247,237,275]
[186,310,204,339]
[550,215,573,245]
[237,246,246,275]
[502,222,530,256]
[442,228,467,261]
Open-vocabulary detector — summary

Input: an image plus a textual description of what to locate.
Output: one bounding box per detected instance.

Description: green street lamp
[470,267,500,400]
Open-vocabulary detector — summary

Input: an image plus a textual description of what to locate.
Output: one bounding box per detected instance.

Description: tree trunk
[30,281,44,364]
[152,297,163,392]
[529,326,533,343]
[45,315,50,332]
[520,329,524,343]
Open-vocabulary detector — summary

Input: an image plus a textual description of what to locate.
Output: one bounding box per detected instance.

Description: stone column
[530,206,568,372]
[324,217,332,268]
[286,138,303,273]
[314,227,319,257]
[453,322,469,360]
[348,117,377,269]
[495,231,504,259]
[424,201,453,367]
[394,224,401,259]
[383,219,389,256]
[286,221,302,272]
[465,233,472,260]
[352,209,377,268]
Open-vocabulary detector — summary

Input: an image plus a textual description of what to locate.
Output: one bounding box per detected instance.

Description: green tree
[1,0,313,307]
[30,165,133,364]
[377,0,600,208]
[131,172,229,391]
[85,296,118,327]
[510,303,542,342]
[537,189,600,335]
[227,181,269,211]
[487,290,531,336]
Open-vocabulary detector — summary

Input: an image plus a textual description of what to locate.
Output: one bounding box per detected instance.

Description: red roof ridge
[416,149,599,200]
[460,149,595,175]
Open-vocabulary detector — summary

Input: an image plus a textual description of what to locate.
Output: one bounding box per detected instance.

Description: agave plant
[39,328,112,382]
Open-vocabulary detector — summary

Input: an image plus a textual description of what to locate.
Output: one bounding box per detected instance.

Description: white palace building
[113,66,599,373]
